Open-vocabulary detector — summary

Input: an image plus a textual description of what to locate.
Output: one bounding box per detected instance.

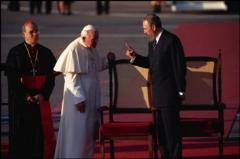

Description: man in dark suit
[126,13,186,159]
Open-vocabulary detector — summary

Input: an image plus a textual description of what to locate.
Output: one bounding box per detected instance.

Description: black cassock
[6,42,56,158]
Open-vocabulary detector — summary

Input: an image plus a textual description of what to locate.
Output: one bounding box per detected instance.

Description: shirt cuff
[179,92,184,96]
[130,57,136,63]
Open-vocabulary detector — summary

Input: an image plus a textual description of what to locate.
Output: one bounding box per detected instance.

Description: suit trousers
[156,107,182,159]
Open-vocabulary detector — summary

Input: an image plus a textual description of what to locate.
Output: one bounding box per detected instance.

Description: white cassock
[53,37,107,158]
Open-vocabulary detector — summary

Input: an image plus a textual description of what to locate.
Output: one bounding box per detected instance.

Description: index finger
[125,42,132,50]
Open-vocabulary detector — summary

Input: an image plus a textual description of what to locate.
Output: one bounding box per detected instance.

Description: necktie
[153,40,157,49]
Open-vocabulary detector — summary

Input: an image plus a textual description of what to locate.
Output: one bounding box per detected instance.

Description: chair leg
[148,136,153,158]
[110,140,114,159]
[153,133,158,159]
[100,137,105,159]
[101,144,105,159]
[219,136,224,159]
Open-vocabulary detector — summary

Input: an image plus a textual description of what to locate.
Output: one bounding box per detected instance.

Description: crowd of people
[8,1,75,15]
[7,1,111,16]
[8,1,239,16]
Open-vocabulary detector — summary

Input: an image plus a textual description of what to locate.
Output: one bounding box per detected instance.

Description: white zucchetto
[80,24,96,37]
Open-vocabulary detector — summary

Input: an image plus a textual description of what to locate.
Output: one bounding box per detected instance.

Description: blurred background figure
[8,0,20,12]
[224,1,240,14]
[57,1,65,14]
[151,0,163,13]
[29,0,42,14]
[45,0,52,14]
[57,0,73,15]
[96,0,109,15]
[64,0,73,15]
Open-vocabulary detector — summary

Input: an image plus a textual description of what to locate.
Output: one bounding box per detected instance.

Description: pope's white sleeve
[64,73,86,104]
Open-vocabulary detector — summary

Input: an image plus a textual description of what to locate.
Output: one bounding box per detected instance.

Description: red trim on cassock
[40,101,56,159]
[20,75,46,89]
[21,75,56,159]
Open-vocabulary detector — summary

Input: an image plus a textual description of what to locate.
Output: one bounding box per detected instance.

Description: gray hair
[143,13,162,29]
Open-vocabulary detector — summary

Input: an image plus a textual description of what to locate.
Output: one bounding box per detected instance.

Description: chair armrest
[150,107,161,111]
[98,105,109,112]
[181,103,226,111]
[98,105,109,124]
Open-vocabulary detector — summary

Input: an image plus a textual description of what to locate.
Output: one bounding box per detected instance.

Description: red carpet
[2,139,239,159]
[93,139,240,159]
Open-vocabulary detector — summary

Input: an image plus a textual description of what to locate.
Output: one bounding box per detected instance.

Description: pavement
[1,1,238,107]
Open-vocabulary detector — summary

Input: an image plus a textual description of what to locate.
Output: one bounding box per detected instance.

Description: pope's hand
[76,101,86,112]
[107,52,115,61]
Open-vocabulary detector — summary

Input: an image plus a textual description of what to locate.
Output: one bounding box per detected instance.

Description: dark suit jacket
[133,29,186,108]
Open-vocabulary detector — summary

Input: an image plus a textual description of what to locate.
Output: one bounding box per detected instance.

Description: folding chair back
[183,57,217,106]
[99,59,158,159]
[181,54,225,158]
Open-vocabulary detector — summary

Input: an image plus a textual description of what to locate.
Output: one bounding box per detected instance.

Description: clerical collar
[24,42,37,51]
[155,29,164,43]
